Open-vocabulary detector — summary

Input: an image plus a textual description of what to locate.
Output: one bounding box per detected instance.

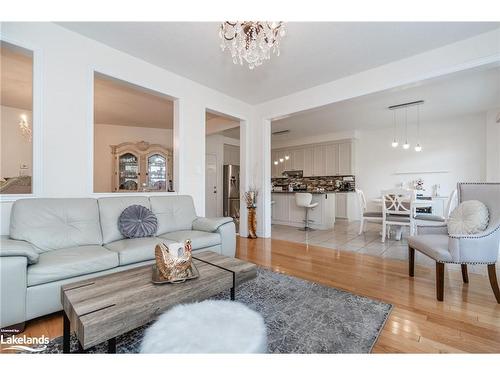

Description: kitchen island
[271,192,337,230]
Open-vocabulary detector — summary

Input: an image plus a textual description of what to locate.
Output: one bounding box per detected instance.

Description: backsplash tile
[272,175,356,192]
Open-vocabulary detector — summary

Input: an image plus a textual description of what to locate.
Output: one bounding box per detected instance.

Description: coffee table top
[61,251,257,349]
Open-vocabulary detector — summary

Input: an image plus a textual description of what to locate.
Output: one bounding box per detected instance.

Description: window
[0,41,34,194]
[93,73,174,193]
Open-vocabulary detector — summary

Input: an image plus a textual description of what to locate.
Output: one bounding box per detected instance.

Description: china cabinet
[111,141,173,192]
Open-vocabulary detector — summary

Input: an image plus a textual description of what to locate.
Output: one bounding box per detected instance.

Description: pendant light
[402,107,410,150]
[391,110,399,148]
[414,104,422,152]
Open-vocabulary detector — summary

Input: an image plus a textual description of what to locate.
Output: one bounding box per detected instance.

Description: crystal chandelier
[19,114,32,142]
[219,22,286,69]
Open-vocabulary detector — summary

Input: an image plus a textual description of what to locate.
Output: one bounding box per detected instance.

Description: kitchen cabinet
[292,148,305,172]
[338,142,353,175]
[325,143,338,175]
[272,139,355,177]
[303,147,314,177]
[335,192,360,221]
[271,192,336,230]
[313,145,326,176]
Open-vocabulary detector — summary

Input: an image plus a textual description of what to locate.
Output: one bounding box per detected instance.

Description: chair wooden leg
[487,264,500,304]
[436,262,444,301]
[381,223,386,243]
[408,246,415,277]
[461,264,469,283]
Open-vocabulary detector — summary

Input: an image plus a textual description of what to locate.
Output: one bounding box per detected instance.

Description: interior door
[205,153,218,217]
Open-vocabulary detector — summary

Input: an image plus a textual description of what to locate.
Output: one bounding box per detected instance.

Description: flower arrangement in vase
[243,189,258,239]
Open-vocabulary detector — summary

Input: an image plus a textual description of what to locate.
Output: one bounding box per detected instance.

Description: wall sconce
[19,114,32,142]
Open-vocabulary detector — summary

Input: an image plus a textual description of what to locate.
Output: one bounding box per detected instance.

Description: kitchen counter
[271,192,336,229]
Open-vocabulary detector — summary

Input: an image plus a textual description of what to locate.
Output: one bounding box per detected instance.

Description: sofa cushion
[150,196,197,235]
[27,245,119,286]
[98,196,151,244]
[159,230,221,250]
[105,237,174,266]
[10,198,102,252]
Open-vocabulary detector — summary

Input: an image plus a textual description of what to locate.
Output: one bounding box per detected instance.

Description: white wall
[356,114,487,209]
[0,22,254,235]
[93,123,173,192]
[486,108,500,182]
[0,105,33,178]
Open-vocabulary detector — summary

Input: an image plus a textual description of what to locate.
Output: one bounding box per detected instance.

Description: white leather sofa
[0,195,235,330]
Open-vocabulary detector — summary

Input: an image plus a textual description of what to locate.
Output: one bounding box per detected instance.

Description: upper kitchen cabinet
[313,145,326,176]
[291,148,305,171]
[303,146,314,177]
[325,143,339,175]
[338,142,353,175]
[272,139,355,177]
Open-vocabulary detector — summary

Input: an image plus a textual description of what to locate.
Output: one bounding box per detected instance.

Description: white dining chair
[356,189,383,235]
[414,189,457,232]
[381,189,416,243]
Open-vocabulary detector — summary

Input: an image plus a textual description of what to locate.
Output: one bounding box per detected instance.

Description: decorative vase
[247,207,257,239]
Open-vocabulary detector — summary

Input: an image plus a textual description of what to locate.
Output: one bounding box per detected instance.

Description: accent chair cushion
[407,235,452,262]
[159,230,221,250]
[105,237,174,266]
[447,200,489,235]
[118,205,158,238]
[414,214,445,222]
[27,245,119,286]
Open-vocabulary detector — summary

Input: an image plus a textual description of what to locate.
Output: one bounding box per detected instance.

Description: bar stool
[295,193,318,231]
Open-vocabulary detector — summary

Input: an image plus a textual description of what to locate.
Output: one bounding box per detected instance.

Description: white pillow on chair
[447,200,489,235]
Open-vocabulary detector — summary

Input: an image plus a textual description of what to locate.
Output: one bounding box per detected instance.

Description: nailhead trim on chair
[448,224,500,239]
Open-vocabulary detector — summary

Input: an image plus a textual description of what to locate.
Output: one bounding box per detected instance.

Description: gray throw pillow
[119,205,158,238]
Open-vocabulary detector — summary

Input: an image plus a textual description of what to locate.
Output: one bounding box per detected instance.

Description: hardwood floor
[10,236,500,353]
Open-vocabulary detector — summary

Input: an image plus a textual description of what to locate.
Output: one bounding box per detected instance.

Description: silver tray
[151,262,200,284]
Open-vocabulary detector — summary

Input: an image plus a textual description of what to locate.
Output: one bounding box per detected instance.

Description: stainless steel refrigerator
[223,164,240,232]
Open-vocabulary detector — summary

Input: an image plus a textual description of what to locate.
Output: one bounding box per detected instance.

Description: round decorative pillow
[447,200,489,235]
[119,205,158,238]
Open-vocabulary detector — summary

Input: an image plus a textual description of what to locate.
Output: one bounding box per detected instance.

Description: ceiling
[59,22,500,104]
[94,73,173,128]
[1,41,33,110]
[271,64,500,143]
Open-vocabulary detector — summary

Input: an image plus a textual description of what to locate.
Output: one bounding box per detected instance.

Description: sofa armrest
[192,217,234,232]
[416,224,448,235]
[0,235,39,264]
[448,222,500,263]
[0,256,27,328]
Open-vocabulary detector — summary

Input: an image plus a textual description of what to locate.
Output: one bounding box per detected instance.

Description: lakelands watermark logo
[1,334,49,353]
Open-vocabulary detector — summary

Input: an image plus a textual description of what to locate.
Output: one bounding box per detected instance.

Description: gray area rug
[39,268,392,353]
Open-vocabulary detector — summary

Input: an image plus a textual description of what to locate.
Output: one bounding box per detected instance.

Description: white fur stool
[140,300,267,353]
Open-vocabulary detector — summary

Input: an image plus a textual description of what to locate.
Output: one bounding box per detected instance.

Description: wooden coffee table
[60,251,257,353]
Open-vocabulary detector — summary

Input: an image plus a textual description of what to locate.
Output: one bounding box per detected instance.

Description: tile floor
[271,221,497,275]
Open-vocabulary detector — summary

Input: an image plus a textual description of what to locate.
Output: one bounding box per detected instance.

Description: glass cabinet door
[118,153,139,190]
[147,154,167,191]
